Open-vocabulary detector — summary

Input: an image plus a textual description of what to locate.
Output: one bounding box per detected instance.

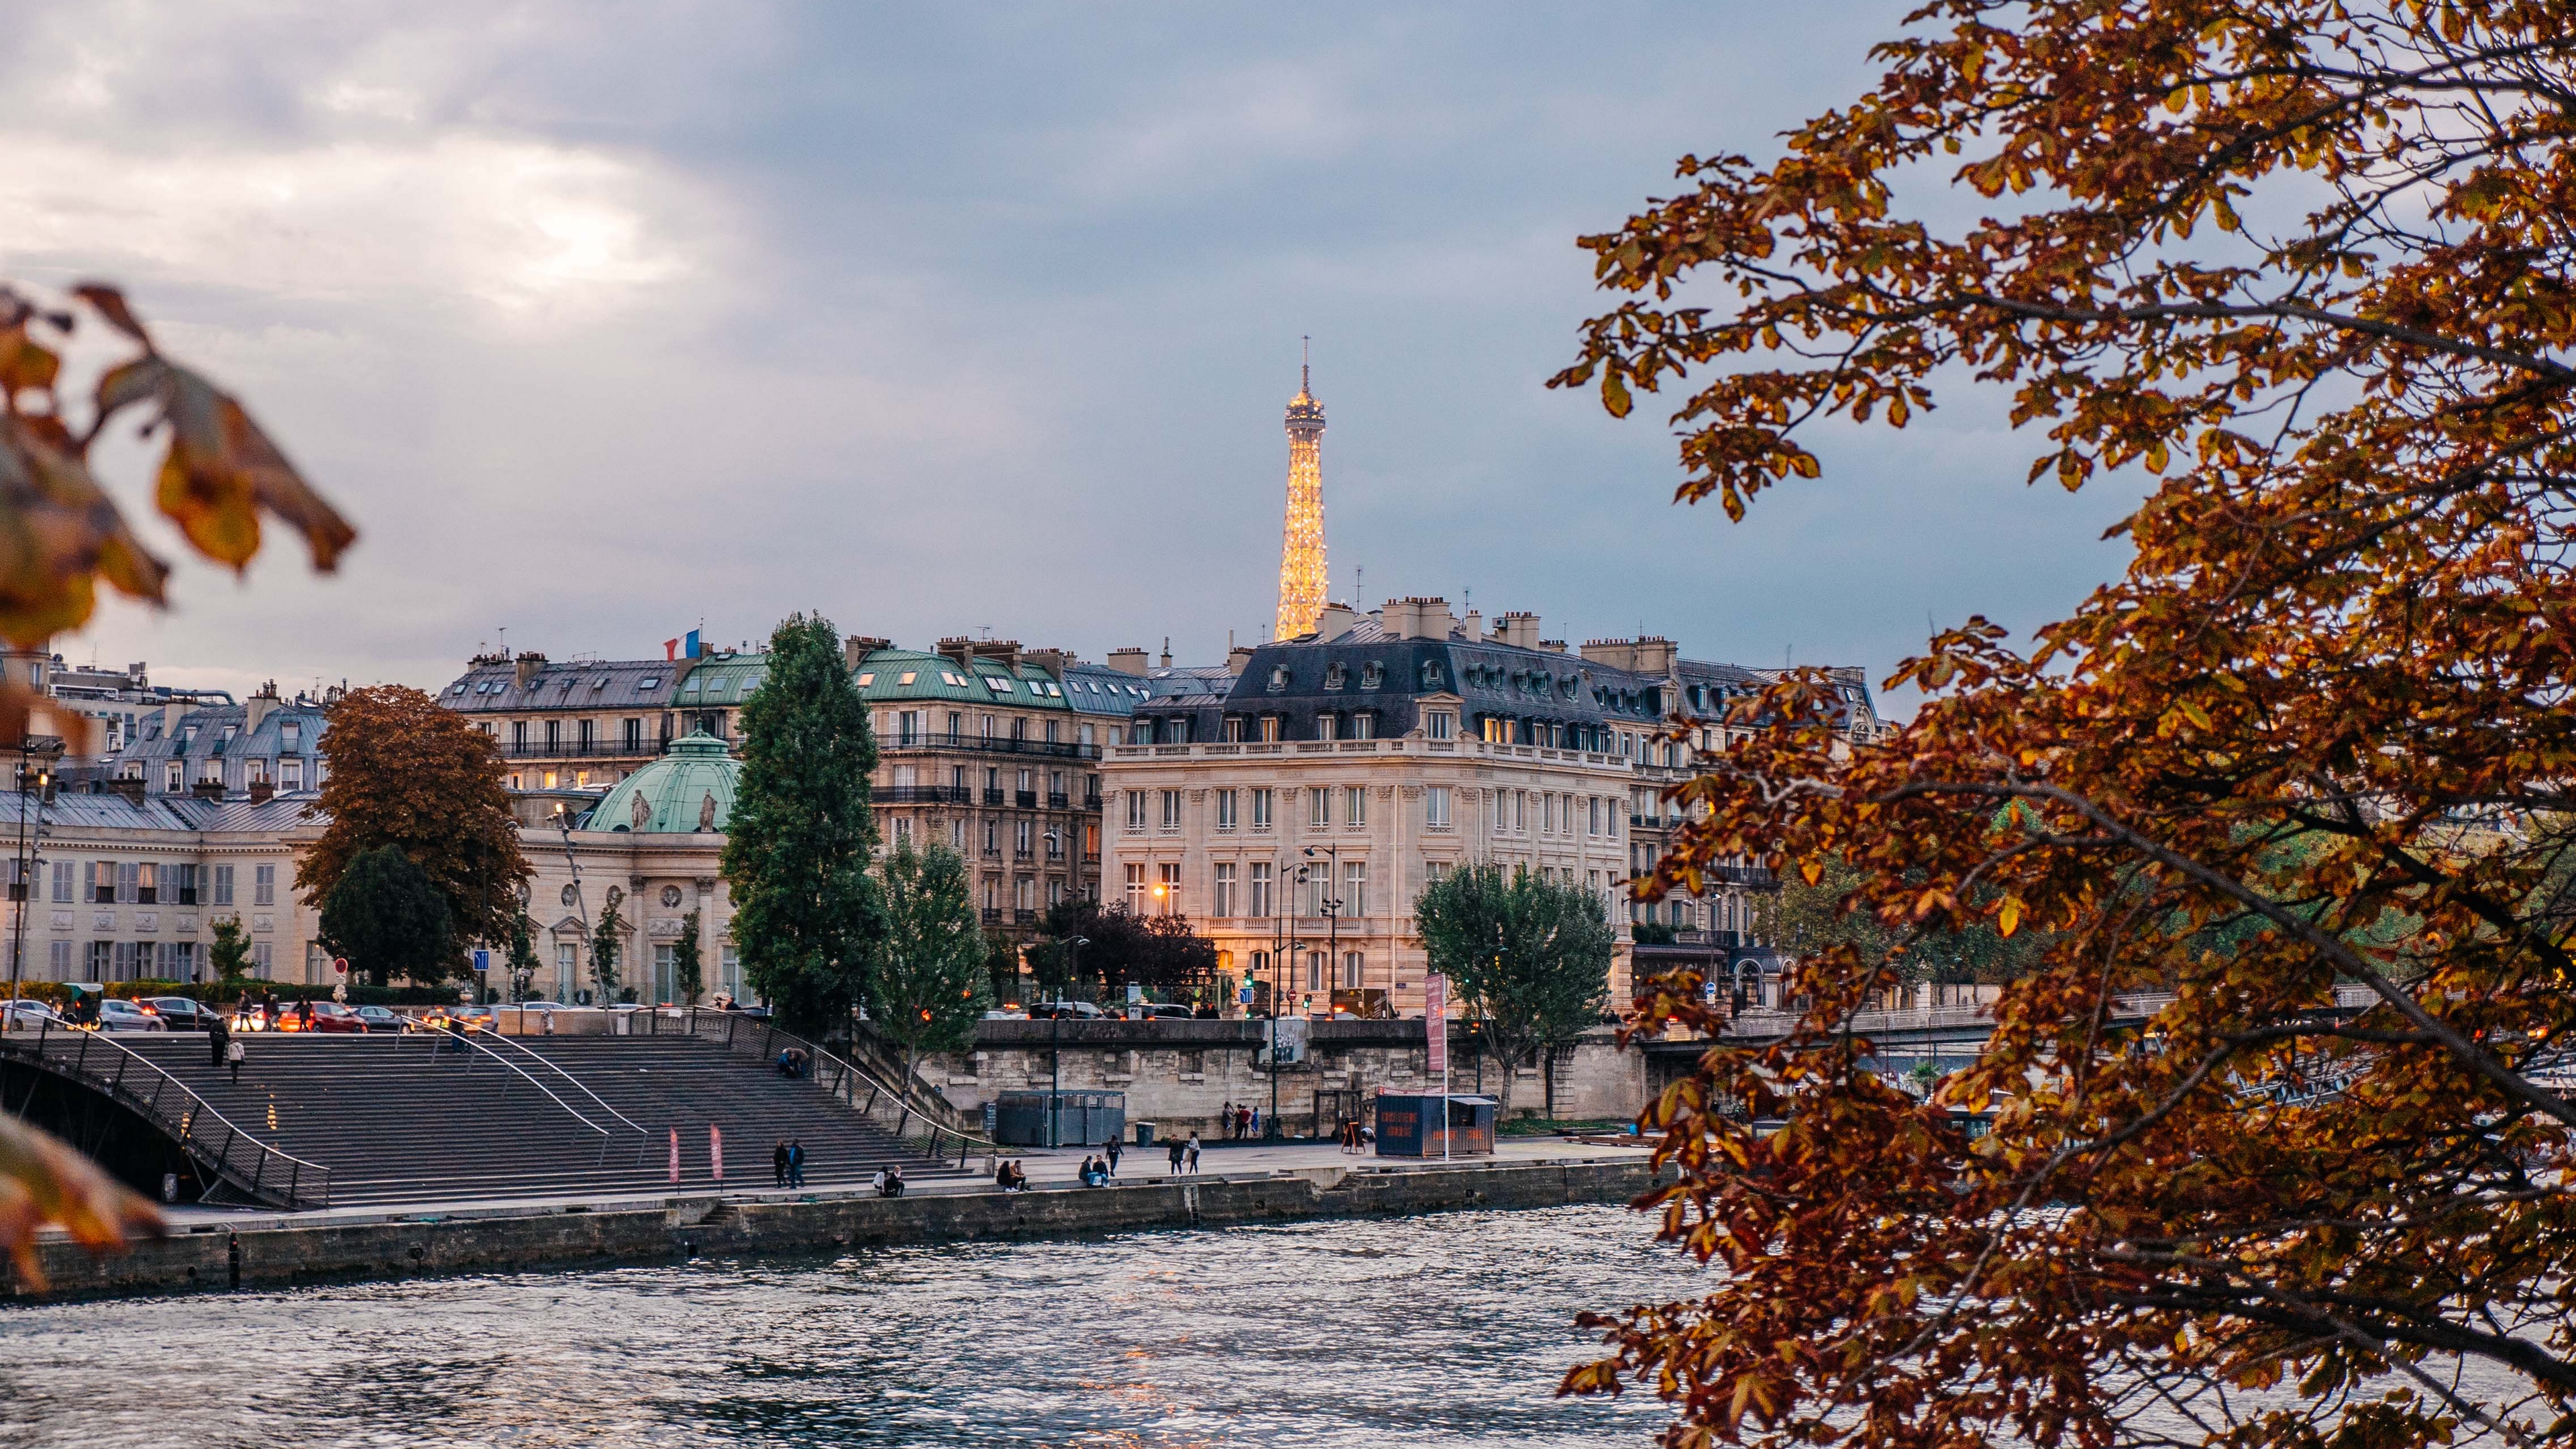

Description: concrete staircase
[118,1033,961,1208]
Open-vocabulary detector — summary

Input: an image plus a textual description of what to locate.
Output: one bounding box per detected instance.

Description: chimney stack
[245,680,280,735]
[1106,647,1150,676]
[1497,612,1541,649]
[1462,610,1485,642]
[845,637,892,669]
[1315,603,1358,641]
[514,651,545,688]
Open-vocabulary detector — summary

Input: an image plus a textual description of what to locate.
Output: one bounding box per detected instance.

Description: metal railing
[645,1009,1002,1169]
[413,1023,643,1165]
[0,1020,331,1210]
[882,732,1100,761]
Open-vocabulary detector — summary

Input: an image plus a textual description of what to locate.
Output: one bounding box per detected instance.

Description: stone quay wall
[916,1020,1648,1140]
[7,1156,1666,1305]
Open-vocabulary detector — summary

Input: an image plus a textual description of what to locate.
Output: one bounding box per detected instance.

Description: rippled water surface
[3,1204,1695,1447]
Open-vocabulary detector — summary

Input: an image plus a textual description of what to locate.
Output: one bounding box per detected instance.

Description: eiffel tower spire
[1275,338,1327,641]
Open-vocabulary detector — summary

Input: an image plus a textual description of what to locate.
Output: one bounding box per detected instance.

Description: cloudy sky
[1,2,2145,712]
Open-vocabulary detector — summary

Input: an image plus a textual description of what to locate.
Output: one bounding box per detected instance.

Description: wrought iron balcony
[1014,790,1037,808]
[500,739,673,760]
[881,731,1099,761]
[877,785,973,805]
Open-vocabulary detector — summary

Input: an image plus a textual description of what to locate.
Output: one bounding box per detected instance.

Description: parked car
[144,997,225,1032]
[981,1008,1029,1020]
[1030,1000,1104,1020]
[0,1000,65,1030]
[97,999,168,1032]
[422,1004,494,1033]
[517,1000,566,1011]
[352,1005,410,1034]
[1140,1004,1195,1020]
[290,1001,366,1034]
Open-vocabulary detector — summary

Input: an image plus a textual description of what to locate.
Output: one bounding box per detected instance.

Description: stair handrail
[461,1025,650,1136]
[0,1019,332,1210]
[657,1008,1006,1163]
[419,1023,612,1138]
[845,1019,986,1137]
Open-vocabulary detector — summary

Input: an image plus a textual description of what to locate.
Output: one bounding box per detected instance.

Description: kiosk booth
[1372,1092,1497,1157]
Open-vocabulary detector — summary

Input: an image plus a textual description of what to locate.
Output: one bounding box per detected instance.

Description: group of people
[1164,1132,1203,1175]
[1215,1101,1260,1140]
[771,1137,808,1188]
[1076,1138,1128,1185]
[870,1165,906,1197]
[996,1159,1032,1191]
[773,1046,810,1079]
[205,1012,246,1082]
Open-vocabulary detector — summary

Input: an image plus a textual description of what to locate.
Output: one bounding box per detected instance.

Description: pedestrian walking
[225,1035,245,1084]
[1104,1138,1122,1177]
[788,1138,806,1187]
[1219,1102,1232,1140]
[773,1138,790,1189]
[1185,1132,1201,1174]
[1166,1137,1185,1174]
[207,1012,230,1069]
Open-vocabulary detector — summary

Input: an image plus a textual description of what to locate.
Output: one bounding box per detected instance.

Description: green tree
[1415,865,1613,1118]
[319,844,452,987]
[869,841,991,1130]
[981,929,1022,1009]
[208,916,253,996]
[720,612,883,1036]
[505,910,540,1002]
[1750,856,2045,993]
[1034,898,1219,1004]
[589,898,623,1002]
[673,909,704,1006]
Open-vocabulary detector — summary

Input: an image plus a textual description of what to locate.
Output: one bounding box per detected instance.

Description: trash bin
[1133,1121,1156,1146]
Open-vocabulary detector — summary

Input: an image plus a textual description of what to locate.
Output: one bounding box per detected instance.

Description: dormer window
[1421,661,1442,688]
[1360,661,1383,690]
[1426,710,1456,740]
[1268,666,1290,692]
[1324,662,1348,690]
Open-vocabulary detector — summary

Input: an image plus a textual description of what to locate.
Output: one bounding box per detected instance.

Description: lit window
[898,672,918,686]
[853,674,873,686]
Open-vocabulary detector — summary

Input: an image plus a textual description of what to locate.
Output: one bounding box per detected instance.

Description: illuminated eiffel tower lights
[1275,339,1328,641]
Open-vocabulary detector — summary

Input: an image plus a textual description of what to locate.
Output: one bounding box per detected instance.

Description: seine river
[2,1204,1698,1447]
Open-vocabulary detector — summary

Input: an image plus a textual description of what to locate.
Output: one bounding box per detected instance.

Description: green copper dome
[587,732,741,833]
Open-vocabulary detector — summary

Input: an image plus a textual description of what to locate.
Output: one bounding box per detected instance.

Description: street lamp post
[8,737,49,1008]
[1303,844,1340,1013]
[1051,935,1085,1150]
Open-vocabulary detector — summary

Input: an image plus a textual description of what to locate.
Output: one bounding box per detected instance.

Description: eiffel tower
[1275,339,1328,641]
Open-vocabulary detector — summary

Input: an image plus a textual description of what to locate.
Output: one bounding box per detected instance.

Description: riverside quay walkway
[10,1140,1664,1302]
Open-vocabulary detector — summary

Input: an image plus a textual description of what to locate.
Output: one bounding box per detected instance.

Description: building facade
[1104,599,1650,1019]
[438,651,694,792]
[857,638,1107,937]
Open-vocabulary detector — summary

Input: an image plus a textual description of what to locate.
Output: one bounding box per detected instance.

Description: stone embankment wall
[921,1021,1647,1138]
[8,1157,1664,1304]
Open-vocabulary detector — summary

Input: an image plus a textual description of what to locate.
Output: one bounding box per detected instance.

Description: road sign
[1126,983,1143,1004]
[331,957,347,975]
[471,948,492,975]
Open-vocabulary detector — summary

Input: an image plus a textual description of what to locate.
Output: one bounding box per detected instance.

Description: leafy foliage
[869,841,993,1124]
[1414,865,1614,1116]
[1752,855,2045,987]
[674,909,704,1006]
[1034,899,1221,1004]
[721,613,883,1036]
[505,910,540,1003]
[207,916,253,987]
[319,844,451,987]
[299,684,529,966]
[590,898,623,1001]
[0,278,346,1285]
[1561,7,2576,1447]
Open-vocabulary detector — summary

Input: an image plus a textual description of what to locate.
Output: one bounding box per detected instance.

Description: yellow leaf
[1800,859,1822,887]
[1998,897,2023,937]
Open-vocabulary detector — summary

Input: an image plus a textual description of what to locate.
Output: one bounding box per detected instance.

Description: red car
[282,1002,367,1034]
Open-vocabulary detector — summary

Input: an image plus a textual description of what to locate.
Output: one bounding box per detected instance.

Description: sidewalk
[130,1135,1651,1237]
